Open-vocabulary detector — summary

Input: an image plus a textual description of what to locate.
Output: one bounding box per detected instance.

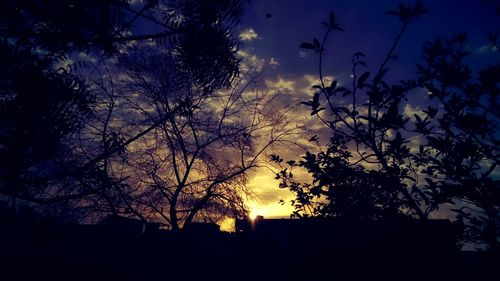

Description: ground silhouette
[1,204,498,280]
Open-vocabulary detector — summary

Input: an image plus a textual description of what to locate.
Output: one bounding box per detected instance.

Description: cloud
[265,76,296,93]
[403,103,421,118]
[236,49,265,71]
[476,44,498,54]
[301,74,336,96]
[269,57,279,68]
[298,51,307,58]
[239,28,258,41]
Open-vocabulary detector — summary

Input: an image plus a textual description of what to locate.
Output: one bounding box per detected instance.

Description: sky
[234,0,500,219]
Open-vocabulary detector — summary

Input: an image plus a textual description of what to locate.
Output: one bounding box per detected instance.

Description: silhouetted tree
[414,34,499,253]
[0,0,247,57]
[0,39,91,205]
[88,46,293,230]
[0,0,250,218]
[274,1,499,252]
[274,2,430,220]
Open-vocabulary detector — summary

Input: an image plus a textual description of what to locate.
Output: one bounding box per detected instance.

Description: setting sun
[244,170,295,219]
[248,210,260,221]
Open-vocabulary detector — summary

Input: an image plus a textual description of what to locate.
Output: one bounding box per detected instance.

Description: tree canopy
[0,0,254,227]
[273,2,499,252]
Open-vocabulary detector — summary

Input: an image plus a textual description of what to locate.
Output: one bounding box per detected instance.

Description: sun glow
[245,199,294,219]
[244,171,296,219]
[248,210,259,221]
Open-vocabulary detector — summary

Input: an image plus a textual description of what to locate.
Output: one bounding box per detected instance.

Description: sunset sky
[2,2,498,275]
[234,0,499,219]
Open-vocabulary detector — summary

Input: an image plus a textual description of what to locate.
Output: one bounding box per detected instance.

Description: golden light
[219,217,236,232]
[243,171,296,220]
[248,210,259,221]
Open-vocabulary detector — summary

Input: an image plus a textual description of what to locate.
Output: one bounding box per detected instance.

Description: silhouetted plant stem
[318,29,331,90]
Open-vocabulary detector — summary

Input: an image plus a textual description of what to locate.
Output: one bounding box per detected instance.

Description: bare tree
[93,47,292,230]
[0,0,250,221]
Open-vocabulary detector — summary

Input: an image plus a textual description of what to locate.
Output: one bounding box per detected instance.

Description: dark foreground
[1,212,498,281]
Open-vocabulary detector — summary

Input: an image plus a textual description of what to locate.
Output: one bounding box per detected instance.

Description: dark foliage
[0,0,248,217]
[0,0,129,55]
[0,39,91,201]
[277,2,499,252]
[415,34,500,252]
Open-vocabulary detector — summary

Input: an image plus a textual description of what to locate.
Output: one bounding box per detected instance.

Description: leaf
[312,92,320,108]
[326,80,337,96]
[338,106,350,114]
[424,106,438,118]
[357,71,370,88]
[414,1,429,17]
[311,107,325,115]
[405,175,416,182]
[342,89,352,97]
[270,154,283,163]
[334,86,348,93]
[309,135,319,142]
[374,68,388,83]
[414,187,430,204]
[414,114,422,124]
[300,42,316,50]
[330,80,337,90]
[424,178,434,186]
[354,52,365,59]
[329,12,336,27]
[313,38,321,50]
